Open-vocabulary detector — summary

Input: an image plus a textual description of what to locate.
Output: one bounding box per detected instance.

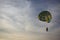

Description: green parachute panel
[38,11,52,23]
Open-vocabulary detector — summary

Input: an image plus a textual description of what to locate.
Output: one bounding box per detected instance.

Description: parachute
[38,11,52,23]
[38,11,52,32]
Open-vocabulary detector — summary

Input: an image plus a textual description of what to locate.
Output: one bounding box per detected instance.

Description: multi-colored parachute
[38,11,52,23]
[38,11,52,32]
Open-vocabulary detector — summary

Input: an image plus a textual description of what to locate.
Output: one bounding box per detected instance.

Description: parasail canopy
[38,11,52,23]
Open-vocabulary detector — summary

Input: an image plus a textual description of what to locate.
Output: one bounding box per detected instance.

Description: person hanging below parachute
[38,11,52,32]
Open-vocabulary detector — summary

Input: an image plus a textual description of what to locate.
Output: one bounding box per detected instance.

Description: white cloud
[0,0,34,33]
[0,0,60,40]
[0,0,60,33]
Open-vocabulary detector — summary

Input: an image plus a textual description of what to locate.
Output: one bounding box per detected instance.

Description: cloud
[0,0,60,33]
[0,31,60,40]
[28,0,60,32]
[0,0,60,40]
[1,0,60,32]
[0,0,33,33]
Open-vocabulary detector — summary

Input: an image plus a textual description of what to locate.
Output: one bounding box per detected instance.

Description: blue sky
[0,0,60,40]
[30,0,60,31]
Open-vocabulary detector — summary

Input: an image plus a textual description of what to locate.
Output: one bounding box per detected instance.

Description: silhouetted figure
[46,27,48,32]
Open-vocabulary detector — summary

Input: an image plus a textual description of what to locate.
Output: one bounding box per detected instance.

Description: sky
[0,0,60,40]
